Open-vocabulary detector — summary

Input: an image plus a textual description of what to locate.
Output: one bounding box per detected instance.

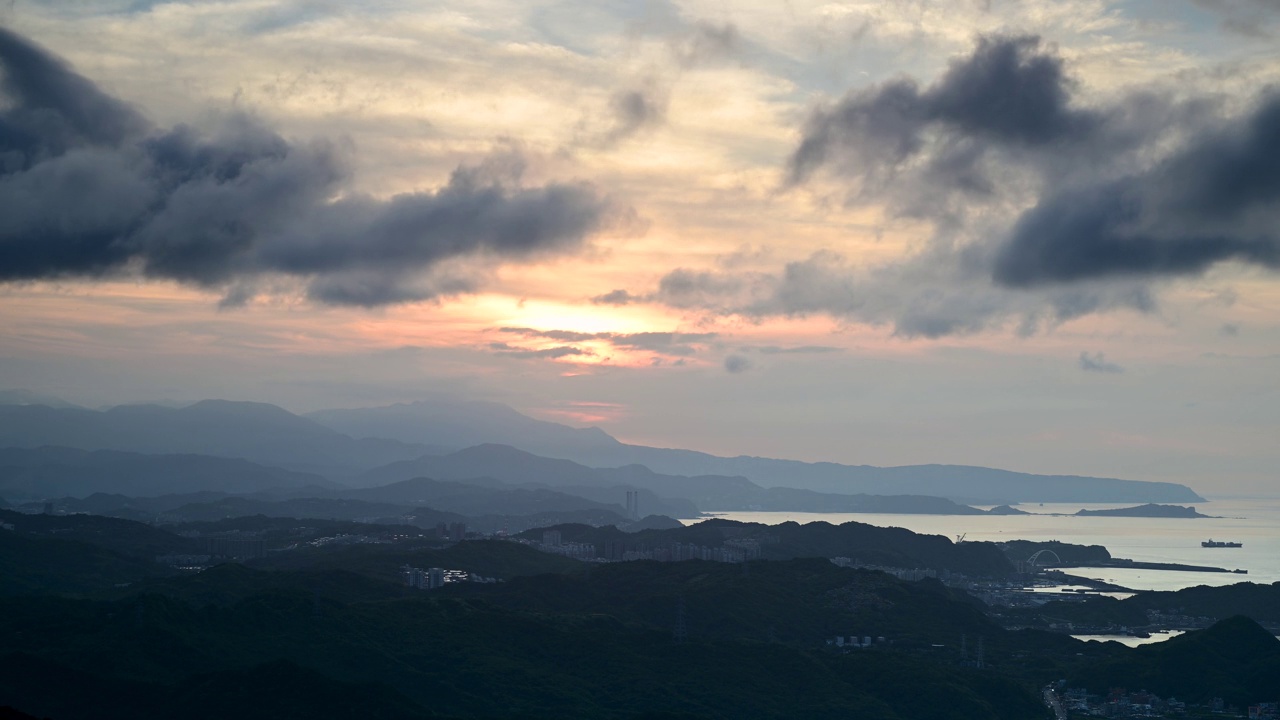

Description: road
[1044,686,1067,720]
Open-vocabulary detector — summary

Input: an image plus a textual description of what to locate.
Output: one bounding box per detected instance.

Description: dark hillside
[1070,616,1280,706]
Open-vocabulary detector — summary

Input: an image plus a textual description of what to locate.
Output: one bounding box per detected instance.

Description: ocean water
[689,497,1280,591]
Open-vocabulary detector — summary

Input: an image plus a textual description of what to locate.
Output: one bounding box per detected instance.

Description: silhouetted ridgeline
[520,518,1015,577]
[1006,581,1280,629]
[0,401,427,479]
[312,399,1205,503]
[4,505,1278,718]
[1073,503,1212,518]
[0,398,1204,504]
[0,573,1045,718]
[1070,616,1280,707]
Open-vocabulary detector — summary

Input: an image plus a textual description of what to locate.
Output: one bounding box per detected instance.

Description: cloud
[497,327,717,357]
[1192,0,1280,38]
[488,342,594,360]
[605,84,668,144]
[747,345,842,355]
[0,26,150,164]
[1079,351,1124,374]
[992,91,1280,286]
[1220,323,1240,336]
[671,21,742,68]
[787,35,1100,190]
[635,252,1154,339]
[576,33,1278,338]
[0,28,615,307]
[590,289,639,305]
[723,354,752,373]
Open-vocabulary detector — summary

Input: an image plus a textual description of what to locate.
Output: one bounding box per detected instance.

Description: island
[1073,503,1214,518]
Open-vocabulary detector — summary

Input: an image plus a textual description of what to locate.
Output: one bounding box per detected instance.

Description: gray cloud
[746,345,842,355]
[1192,0,1280,38]
[671,21,741,68]
[488,342,594,360]
[0,26,149,167]
[993,91,1280,286]
[590,288,639,305]
[1079,351,1124,374]
[498,327,717,357]
[787,35,1099,189]
[632,250,1155,339]
[0,28,614,307]
[723,354,752,373]
[600,33,1273,336]
[607,85,667,143]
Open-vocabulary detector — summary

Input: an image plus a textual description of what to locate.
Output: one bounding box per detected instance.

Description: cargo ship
[1201,539,1243,548]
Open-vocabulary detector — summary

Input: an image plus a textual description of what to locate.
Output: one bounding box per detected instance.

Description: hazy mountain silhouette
[358,443,749,509]
[0,395,1205,503]
[316,400,1205,504]
[333,476,630,517]
[0,447,330,501]
[307,399,613,455]
[0,389,82,409]
[359,444,989,514]
[0,401,430,478]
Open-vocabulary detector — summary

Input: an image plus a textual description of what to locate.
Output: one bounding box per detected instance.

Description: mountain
[1070,616,1280,706]
[358,443,749,510]
[336,476,632,517]
[0,552,1050,720]
[0,401,429,479]
[1074,504,1212,518]
[359,444,993,515]
[306,398,613,456]
[0,396,1205,503]
[310,399,1205,504]
[520,517,1016,577]
[0,389,82,409]
[0,447,331,501]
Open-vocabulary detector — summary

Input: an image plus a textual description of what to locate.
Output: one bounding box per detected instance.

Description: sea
[687,497,1280,592]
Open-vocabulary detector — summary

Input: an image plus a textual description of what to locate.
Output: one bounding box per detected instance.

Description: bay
[687,497,1280,591]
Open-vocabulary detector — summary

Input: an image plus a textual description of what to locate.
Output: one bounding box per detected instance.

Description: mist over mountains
[312,399,1204,505]
[0,393,1203,509]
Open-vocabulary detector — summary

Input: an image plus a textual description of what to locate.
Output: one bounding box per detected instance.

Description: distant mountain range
[0,447,330,501]
[357,444,989,515]
[0,401,430,478]
[313,399,1205,504]
[0,395,1205,507]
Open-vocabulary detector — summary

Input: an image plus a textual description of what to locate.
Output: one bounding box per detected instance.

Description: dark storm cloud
[1079,351,1124,374]
[0,29,613,306]
[787,35,1099,186]
[0,26,150,166]
[993,91,1280,286]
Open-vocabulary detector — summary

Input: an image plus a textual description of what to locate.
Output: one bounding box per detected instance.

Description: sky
[1,0,1278,494]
